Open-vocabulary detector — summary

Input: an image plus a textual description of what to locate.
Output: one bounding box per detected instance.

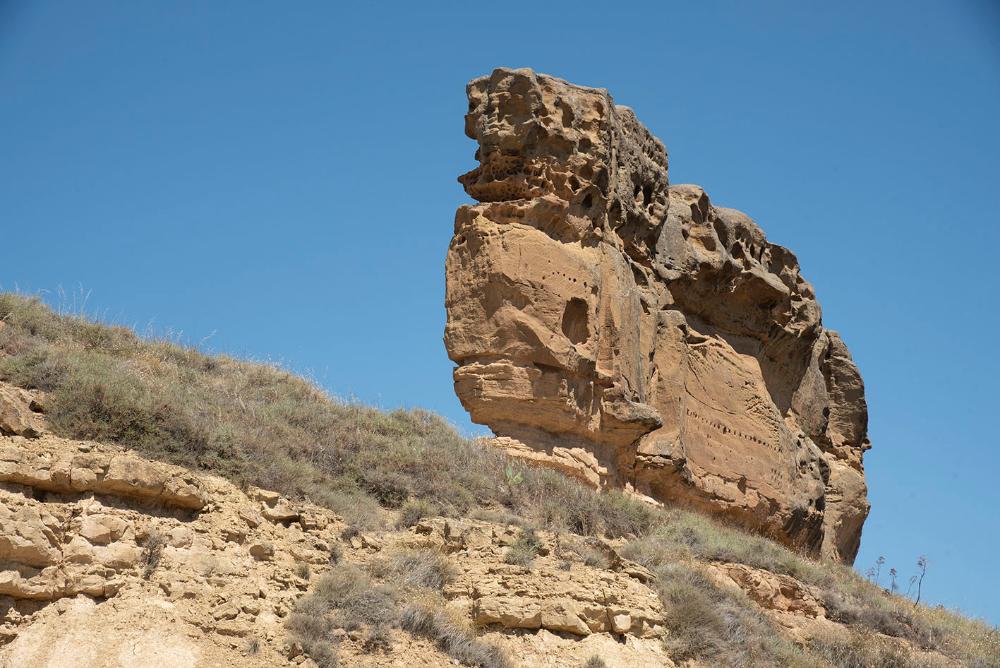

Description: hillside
[0,293,996,667]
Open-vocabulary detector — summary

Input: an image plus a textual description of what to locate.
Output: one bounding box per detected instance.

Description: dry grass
[286,563,397,659]
[372,548,455,591]
[653,562,817,667]
[396,498,439,529]
[621,511,999,666]
[0,294,653,541]
[2,293,996,667]
[288,561,505,666]
[808,628,953,668]
[400,603,510,668]
[503,526,543,567]
[139,529,166,579]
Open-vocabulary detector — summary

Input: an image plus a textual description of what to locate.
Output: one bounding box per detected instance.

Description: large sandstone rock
[445,68,871,562]
[0,385,42,439]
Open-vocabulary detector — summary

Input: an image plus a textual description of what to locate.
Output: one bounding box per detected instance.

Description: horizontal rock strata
[409,518,664,639]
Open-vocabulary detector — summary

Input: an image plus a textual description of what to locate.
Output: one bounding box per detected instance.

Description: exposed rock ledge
[445,67,871,562]
[0,382,673,667]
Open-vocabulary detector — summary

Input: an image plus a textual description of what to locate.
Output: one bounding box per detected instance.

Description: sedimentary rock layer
[444,68,870,562]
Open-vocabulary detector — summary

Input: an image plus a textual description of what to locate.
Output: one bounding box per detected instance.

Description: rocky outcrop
[409,518,664,639]
[0,384,347,667]
[0,385,42,439]
[0,383,672,668]
[444,68,871,562]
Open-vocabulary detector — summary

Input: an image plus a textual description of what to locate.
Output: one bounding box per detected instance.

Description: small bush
[396,498,438,529]
[400,603,510,668]
[318,565,397,633]
[303,640,339,668]
[296,562,311,580]
[583,657,608,668]
[244,637,260,656]
[594,490,658,538]
[573,541,610,569]
[140,530,166,579]
[362,624,393,653]
[287,563,397,658]
[504,527,543,567]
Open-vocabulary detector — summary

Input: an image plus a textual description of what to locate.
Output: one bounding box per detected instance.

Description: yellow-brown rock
[409,518,664,639]
[445,68,871,562]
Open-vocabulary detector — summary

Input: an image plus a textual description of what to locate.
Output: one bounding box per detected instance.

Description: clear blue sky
[2,1,998,624]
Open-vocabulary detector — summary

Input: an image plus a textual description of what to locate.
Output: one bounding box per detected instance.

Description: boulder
[0,384,42,438]
[445,68,871,562]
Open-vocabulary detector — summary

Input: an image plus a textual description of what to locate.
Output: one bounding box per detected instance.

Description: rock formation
[445,68,871,562]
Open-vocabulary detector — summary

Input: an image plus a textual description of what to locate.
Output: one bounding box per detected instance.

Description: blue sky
[2,1,998,624]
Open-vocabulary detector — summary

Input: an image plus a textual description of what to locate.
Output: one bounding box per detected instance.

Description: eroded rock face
[445,68,871,562]
[408,518,664,640]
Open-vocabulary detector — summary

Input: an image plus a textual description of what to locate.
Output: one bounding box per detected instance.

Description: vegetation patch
[503,526,543,567]
[139,530,165,579]
[400,603,510,668]
[372,548,455,591]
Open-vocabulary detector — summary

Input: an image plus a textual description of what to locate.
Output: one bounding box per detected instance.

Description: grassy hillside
[0,293,996,667]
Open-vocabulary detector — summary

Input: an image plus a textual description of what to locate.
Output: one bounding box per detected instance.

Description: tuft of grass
[652,562,813,667]
[287,563,397,659]
[396,498,438,529]
[289,562,504,666]
[504,527,543,567]
[583,657,607,668]
[244,637,260,656]
[140,530,166,579]
[303,640,339,668]
[362,624,393,653]
[373,549,455,591]
[808,628,953,668]
[572,541,610,569]
[400,603,510,668]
